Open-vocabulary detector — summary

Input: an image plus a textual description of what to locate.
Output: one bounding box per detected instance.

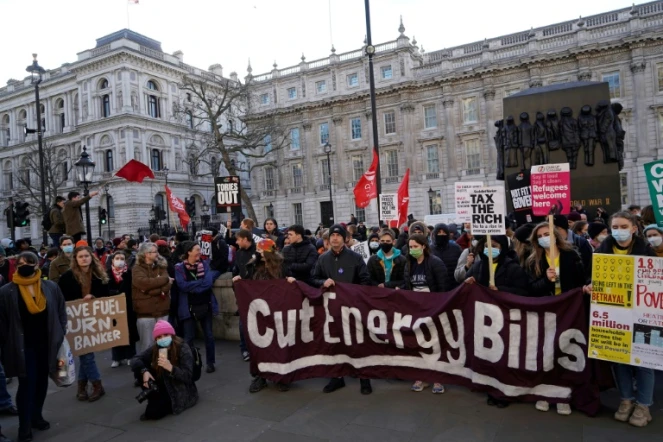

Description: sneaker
[432,383,445,394]
[242,351,250,362]
[360,379,372,395]
[535,400,550,412]
[323,377,345,393]
[411,381,429,392]
[556,403,572,416]
[110,361,120,368]
[614,399,635,422]
[249,376,267,393]
[628,404,652,427]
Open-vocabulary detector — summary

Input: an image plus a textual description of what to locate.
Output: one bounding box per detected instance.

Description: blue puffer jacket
[174,259,219,321]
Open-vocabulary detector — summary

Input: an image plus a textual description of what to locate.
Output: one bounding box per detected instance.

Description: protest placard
[506,171,533,225]
[454,182,483,223]
[379,194,399,223]
[644,159,663,228]
[66,294,129,357]
[468,186,506,235]
[530,163,571,216]
[199,230,213,260]
[351,241,370,263]
[215,176,243,224]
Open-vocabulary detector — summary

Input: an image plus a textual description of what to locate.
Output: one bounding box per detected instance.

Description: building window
[154,194,165,215]
[351,117,362,140]
[386,150,399,177]
[354,199,366,223]
[151,149,162,171]
[99,79,109,89]
[320,123,329,145]
[59,113,65,133]
[292,162,303,187]
[465,139,481,174]
[620,172,628,205]
[602,72,621,99]
[352,155,364,182]
[62,161,68,181]
[381,65,393,79]
[148,95,160,118]
[287,87,297,99]
[316,80,327,94]
[462,97,478,123]
[293,203,303,226]
[429,190,442,215]
[102,95,110,118]
[347,73,358,87]
[424,105,437,129]
[290,128,300,150]
[105,150,113,172]
[260,93,270,105]
[658,65,663,92]
[264,166,275,189]
[426,145,440,173]
[228,119,234,134]
[186,111,194,129]
[321,158,330,185]
[186,93,192,102]
[384,111,396,135]
[264,135,272,153]
[189,155,198,176]
[147,80,158,91]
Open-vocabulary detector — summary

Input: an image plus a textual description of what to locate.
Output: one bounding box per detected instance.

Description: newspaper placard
[589,254,663,370]
[199,230,214,260]
[468,186,506,235]
[351,241,370,264]
[379,194,399,223]
[530,163,571,216]
[66,294,129,357]
[454,182,483,223]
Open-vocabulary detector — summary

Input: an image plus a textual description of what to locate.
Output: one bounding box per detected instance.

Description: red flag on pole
[394,168,410,227]
[115,159,155,183]
[353,150,379,209]
[165,185,190,230]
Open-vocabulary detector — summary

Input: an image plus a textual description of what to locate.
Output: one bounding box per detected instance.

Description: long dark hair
[254,250,284,280]
[151,335,184,377]
[263,218,279,236]
[408,234,430,258]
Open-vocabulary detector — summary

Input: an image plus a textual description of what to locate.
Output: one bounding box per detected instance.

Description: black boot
[359,379,372,395]
[323,377,345,393]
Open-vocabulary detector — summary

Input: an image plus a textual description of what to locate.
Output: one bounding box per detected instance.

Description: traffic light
[185,198,196,217]
[99,208,107,225]
[4,206,13,228]
[13,202,30,227]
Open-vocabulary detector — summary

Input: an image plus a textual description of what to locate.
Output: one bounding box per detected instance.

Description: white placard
[379,194,399,222]
[468,186,506,235]
[351,241,370,263]
[454,181,484,223]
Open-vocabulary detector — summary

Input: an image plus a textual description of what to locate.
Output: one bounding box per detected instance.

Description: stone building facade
[0,30,248,242]
[248,1,663,228]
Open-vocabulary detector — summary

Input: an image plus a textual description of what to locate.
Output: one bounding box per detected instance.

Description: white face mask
[648,236,663,248]
[471,239,479,248]
[597,234,608,243]
[113,260,126,269]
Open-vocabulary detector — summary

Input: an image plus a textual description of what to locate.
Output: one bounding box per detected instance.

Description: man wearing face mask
[553,215,593,283]
[643,225,663,257]
[367,230,407,288]
[48,236,74,283]
[367,233,380,256]
[430,224,462,290]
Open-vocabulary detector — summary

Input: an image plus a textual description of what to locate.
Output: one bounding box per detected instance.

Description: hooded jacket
[367,247,407,288]
[399,221,428,255]
[430,224,462,290]
[466,235,529,296]
[132,255,172,318]
[282,239,318,284]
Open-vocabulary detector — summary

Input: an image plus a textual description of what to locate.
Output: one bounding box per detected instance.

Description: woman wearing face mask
[0,252,67,442]
[107,252,139,368]
[526,223,585,416]
[130,320,198,421]
[48,236,74,283]
[454,235,483,284]
[405,234,447,394]
[571,221,589,239]
[367,230,407,288]
[589,211,656,427]
[93,238,110,266]
[643,225,663,257]
[58,246,110,402]
[587,222,608,251]
[367,232,380,256]
[430,224,462,290]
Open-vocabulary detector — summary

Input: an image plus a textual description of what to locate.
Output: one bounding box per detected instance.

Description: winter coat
[131,341,199,415]
[47,206,65,234]
[263,230,286,251]
[595,235,656,257]
[0,280,67,377]
[282,240,318,284]
[62,195,93,237]
[527,249,586,296]
[430,224,463,290]
[367,249,407,288]
[465,234,529,296]
[232,242,259,280]
[48,253,72,283]
[106,268,139,344]
[174,259,219,321]
[567,229,594,283]
[454,248,473,284]
[404,254,448,292]
[311,247,371,287]
[132,256,172,318]
[209,235,229,275]
[58,269,110,302]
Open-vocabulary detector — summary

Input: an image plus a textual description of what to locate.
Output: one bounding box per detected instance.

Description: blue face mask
[157,336,172,348]
[62,245,73,253]
[612,229,632,242]
[483,248,500,259]
[538,236,551,249]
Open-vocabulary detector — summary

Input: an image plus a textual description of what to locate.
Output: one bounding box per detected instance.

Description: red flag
[353,150,379,209]
[395,168,410,227]
[165,185,190,230]
[115,159,154,183]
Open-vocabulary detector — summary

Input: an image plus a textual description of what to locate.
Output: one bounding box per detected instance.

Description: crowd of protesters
[0,201,659,441]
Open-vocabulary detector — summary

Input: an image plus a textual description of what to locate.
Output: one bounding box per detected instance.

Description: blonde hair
[71,246,109,286]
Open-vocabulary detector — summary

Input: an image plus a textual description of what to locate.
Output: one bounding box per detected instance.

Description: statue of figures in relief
[494,119,505,180]
[612,102,626,171]
[595,100,618,164]
[559,107,580,169]
[532,112,549,165]
[578,105,598,166]
[504,116,520,168]
[518,112,534,170]
[545,109,561,151]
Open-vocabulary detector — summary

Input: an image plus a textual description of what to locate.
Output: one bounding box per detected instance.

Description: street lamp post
[75,146,95,242]
[201,200,210,229]
[163,167,171,235]
[324,142,334,225]
[364,1,382,225]
[26,54,48,246]
[104,183,111,239]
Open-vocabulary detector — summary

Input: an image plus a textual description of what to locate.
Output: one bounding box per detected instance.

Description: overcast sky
[0,0,649,84]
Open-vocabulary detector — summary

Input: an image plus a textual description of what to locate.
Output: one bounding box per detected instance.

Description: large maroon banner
[236,281,603,413]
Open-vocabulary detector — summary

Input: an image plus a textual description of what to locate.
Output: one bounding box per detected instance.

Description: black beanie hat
[514,223,535,244]
[588,222,607,240]
[328,224,347,239]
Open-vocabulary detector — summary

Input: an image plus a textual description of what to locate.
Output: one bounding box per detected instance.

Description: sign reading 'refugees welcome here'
[236,280,601,413]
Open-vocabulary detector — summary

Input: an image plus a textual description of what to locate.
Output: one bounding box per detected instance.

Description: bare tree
[14,142,74,217]
[174,73,289,221]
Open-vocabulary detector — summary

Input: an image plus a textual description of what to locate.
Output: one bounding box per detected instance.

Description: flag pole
[126,1,130,29]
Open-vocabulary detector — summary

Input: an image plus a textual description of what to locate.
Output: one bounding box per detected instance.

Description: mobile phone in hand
[159,348,167,359]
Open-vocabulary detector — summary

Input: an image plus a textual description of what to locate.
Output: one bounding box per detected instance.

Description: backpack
[42,209,53,231]
[190,344,202,382]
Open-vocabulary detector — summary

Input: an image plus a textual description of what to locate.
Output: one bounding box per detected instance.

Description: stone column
[482,89,496,174]
[331,116,344,183]
[86,82,93,122]
[122,69,132,112]
[302,121,313,190]
[630,60,649,157]
[111,70,117,113]
[137,74,144,114]
[442,97,459,178]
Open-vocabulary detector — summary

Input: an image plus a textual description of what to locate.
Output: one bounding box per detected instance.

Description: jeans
[0,361,13,410]
[16,349,49,430]
[238,318,247,354]
[183,314,215,365]
[613,363,655,406]
[49,233,63,247]
[136,316,168,354]
[78,353,101,382]
[111,345,136,362]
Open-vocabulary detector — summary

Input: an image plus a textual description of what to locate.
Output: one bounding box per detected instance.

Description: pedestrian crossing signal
[99,208,107,225]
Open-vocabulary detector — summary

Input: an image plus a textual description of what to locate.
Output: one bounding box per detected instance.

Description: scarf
[112,265,127,284]
[184,261,204,279]
[13,269,46,314]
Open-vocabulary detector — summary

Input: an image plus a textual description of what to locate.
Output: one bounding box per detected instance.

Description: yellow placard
[588,326,632,364]
[591,254,634,308]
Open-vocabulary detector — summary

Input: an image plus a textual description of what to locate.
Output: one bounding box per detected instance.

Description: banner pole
[548,214,557,265]
[487,233,495,287]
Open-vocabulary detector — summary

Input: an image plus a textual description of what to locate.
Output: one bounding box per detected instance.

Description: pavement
[1,340,662,442]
